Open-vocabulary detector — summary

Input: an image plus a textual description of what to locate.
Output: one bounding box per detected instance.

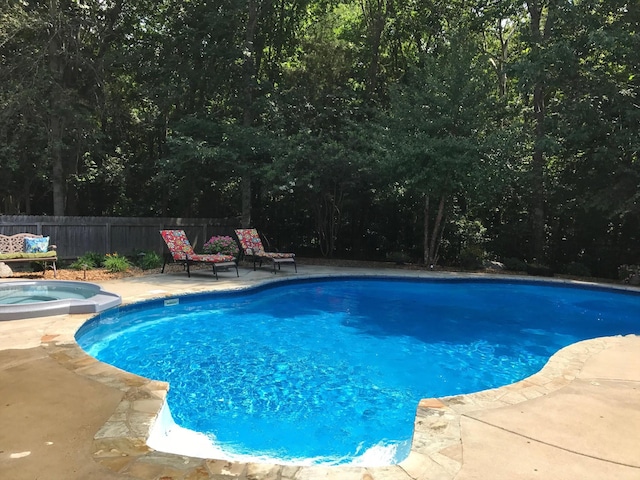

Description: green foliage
[458,246,486,270]
[135,251,163,270]
[560,262,592,278]
[102,253,132,273]
[0,0,126,215]
[526,264,554,277]
[386,251,411,264]
[69,252,106,270]
[0,0,637,278]
[453,217,488,250]
[387,42,490,197]
[502,257,528,272]
[618,265,640,282]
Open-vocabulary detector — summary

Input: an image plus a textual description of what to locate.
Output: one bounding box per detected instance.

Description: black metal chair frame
[161,252,239,280]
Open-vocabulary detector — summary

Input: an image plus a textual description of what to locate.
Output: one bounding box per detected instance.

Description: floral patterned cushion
[160,230,194,259]
[189,253,235,263]
[235,228,265,255]
[260,252,295,259]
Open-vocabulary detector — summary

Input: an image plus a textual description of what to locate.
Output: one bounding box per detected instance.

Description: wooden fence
[0,215,238,260]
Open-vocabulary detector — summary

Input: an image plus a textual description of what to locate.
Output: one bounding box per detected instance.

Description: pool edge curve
[49,328,633,479]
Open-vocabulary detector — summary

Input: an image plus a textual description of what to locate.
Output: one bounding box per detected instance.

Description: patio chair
[235,228,297,273]
[160,230,238,279]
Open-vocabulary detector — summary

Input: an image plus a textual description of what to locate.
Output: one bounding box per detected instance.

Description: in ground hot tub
[0,280,121,321]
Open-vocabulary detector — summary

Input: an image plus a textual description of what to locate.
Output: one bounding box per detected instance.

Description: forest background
[1,0,638,278]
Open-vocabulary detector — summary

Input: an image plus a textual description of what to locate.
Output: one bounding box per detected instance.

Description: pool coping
[37,271,640,479]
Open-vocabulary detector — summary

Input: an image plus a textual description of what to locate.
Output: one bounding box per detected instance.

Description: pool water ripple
[76,277,640,465]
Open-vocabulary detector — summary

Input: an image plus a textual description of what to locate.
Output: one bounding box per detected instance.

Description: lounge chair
[235,228,296,273]
[160,230,238,279]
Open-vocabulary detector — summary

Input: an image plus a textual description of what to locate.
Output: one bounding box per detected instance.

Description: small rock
[0,262,13,278]
[483,260,505,271]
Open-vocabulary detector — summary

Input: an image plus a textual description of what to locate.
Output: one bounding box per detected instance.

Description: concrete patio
[0,265,638,480]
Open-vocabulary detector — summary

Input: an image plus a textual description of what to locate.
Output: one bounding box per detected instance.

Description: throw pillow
[24,236,50,253]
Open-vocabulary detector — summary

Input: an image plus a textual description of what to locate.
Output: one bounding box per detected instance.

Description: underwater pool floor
[1,265,639,480]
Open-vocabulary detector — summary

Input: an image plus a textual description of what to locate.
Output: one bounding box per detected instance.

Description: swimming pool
[76,276,640,466]
[0,280,122,321]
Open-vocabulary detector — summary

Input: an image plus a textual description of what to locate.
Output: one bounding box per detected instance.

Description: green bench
[0,233,58,278]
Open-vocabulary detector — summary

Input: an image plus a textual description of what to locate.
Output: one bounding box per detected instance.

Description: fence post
[106,221,112,254]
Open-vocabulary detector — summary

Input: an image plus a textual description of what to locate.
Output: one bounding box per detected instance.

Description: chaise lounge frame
[160,230,239,280]
[235,228,296,274]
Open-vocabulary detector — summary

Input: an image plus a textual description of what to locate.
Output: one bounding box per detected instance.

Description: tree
[525,0,558,261]
[386,29,494,265]
[0,0,125,215]
[545,0,640,274]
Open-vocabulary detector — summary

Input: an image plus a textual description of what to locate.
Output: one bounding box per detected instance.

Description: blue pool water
[76,277,640,465]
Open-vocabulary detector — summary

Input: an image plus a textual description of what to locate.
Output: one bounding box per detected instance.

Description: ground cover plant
[135,251,163,270]
[102,253,131,273]
[70,252,106,270]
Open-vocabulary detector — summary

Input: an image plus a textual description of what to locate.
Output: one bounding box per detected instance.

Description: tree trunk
[240,0,259,227]
[423,194,430,264]
[531,83,546,261]
[50,126,65,216]
[241,178,252,228]
[526,0,555,261]
[423,194,446,266]
[486,19,511,98]
[361,0,388,99]
[315,188,342,258]
[48,0,65,215]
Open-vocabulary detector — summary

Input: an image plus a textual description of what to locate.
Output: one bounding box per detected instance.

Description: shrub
[203,235,239,256]
[618,264,640,281]
[386,251,411,264]
[135,250,163,270]
[502,257,528,272]
[70,252,105,270]
[102,253,131,273]
[562,262,591,277]
[526,263,554,277]
[458,246,485,270]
